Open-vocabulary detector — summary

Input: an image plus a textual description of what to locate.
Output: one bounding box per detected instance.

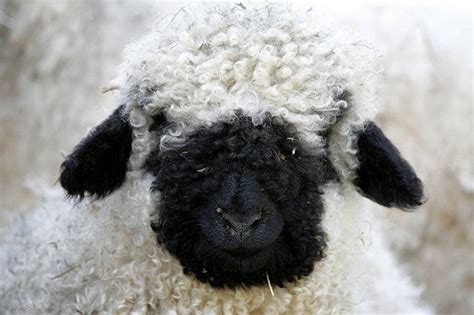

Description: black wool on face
[145,114,337,288]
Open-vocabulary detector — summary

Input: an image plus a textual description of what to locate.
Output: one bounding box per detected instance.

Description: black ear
[60,105,133,199]
[354,122,424,209]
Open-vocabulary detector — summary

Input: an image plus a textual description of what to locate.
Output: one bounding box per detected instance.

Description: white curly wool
[0,181,430,314]
[0,3,432,314]
[116,3,381,181]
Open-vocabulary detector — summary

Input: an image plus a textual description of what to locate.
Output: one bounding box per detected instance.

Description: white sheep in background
[0,3,432,314]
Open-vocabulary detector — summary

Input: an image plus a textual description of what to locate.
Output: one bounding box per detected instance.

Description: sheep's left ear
[60,105,132,199]
[354,121,424,209]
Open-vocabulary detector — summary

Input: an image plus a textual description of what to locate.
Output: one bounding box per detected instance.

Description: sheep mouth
[218,245,275,272]
[223,246,263,256]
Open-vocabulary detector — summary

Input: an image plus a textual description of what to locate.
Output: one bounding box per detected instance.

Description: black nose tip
[218,208,263,234]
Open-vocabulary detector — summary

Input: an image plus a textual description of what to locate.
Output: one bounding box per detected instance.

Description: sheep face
[145,113,336,287]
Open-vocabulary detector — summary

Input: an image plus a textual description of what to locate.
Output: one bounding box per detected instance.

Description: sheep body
[0,3,432,314]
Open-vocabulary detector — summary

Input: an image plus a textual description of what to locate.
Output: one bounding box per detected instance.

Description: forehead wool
[115,3,382,178]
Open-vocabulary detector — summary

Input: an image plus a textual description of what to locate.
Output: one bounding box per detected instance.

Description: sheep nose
[218,208,263,235]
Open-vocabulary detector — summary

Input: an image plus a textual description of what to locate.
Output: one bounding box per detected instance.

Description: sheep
[0,3,432,314]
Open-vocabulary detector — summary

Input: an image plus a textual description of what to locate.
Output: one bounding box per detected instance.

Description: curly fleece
[0,3,431,314]
[117,3,381,180]
[0,182,430,314]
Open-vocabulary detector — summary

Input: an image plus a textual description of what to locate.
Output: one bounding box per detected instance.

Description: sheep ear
[60,105,132,199]
[354,122,424,209]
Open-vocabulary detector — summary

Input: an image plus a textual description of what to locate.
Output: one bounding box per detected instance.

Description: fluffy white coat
[0,3,432,314]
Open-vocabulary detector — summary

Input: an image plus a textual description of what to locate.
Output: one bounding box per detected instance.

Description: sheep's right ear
[60,105,132,199]
[354,121,424,210]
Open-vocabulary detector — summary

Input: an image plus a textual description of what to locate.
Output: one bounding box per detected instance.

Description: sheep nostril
[221,210,263,233]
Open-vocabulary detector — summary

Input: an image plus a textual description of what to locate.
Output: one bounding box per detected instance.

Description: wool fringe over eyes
[115,2,382,182]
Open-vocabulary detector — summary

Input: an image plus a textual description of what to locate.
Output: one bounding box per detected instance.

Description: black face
[145,114,338,288]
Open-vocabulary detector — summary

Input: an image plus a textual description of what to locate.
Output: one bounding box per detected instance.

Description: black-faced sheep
[0,3,431,314]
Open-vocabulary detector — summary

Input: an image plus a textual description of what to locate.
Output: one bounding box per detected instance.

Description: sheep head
[59,3,424,288]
